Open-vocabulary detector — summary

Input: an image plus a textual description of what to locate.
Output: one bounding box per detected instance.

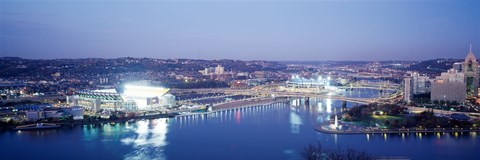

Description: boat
[14,123,61,130]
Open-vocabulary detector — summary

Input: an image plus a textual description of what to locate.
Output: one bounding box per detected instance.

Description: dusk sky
[1,0,480,61]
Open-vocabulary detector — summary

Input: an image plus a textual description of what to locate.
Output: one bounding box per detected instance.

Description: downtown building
[403,71,430,103]
[404,77,414,103]
[429,45,479,103]
[463,45,478,98]
[431,69,466,103]
[411,72,431,94]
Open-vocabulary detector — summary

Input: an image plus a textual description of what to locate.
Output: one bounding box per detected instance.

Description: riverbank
[315,121,480,135]
[0,112,179,132]
[1,98,290,131]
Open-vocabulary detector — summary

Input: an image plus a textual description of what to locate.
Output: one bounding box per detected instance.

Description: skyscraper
[410,72,430,94]
[463,44,478,98]
[431,69,466,103]
[404,77,413,103]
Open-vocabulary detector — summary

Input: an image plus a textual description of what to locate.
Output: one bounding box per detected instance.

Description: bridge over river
[172,81,402,105]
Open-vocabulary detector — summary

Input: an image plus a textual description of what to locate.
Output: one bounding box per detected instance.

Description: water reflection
[326,98,332,113]
[121,119,168,160]
[15,129,60,136]
[173,103,290,128]
[317,102,323,113]
[3,91,480,160]
[235,111,241,124]
[83,124,100,141]
[290,107,302,134]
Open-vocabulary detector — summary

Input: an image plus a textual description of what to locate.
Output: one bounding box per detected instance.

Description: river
[0,89,479,160]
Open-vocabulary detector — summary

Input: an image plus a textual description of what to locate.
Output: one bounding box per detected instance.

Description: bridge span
[171,82,400,105]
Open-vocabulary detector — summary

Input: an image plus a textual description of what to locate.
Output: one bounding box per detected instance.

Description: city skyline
[2,1,480,159]
[1,0,480,61]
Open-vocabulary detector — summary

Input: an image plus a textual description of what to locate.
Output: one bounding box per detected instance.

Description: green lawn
[342,115,406,128]
[370,115,403,121]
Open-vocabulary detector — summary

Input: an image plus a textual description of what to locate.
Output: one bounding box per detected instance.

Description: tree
[451,101,458,105]
[300,143,373,160]
[328,152,342,160]
[109,114,119,120]
[346,148,371,160]
[301,144,323,160]
[439,100,445,105]
[391,119,401,128]
[384,120,391,127]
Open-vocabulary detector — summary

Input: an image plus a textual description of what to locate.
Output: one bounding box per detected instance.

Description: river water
[1,89,479,160]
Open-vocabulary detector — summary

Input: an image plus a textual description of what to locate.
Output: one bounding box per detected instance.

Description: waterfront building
[285,75,336,93]
[404,77,413,103]
[67,85,175,112]
[463,44,478,98]
[26,106,84,121]
[69,89,123,111]
[287,75,329,88]
[431,69,466,103]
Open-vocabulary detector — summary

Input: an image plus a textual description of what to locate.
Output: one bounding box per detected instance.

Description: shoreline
[314,121,480,135]
[0,113,178,132]
[1,97,289,131]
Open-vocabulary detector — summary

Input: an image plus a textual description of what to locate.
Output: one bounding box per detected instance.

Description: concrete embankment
[4,98,290,130]
[315,122,480,135]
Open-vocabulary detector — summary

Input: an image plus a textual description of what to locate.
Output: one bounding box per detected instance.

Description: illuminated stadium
[286,75,331,88]
[283,75,338,93]
[67,85,175,112]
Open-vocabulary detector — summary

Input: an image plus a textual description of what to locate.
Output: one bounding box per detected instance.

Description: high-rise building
[453,62,463,72]
[463,44,478,98]
[215,65,224,75]
[431,69,466,103]
[404,77,413,103]
[200,65,224,75]
[410,72,430,94]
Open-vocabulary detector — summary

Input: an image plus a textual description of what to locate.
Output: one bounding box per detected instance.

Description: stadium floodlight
[122,84,170,110]
[124,84,164,90]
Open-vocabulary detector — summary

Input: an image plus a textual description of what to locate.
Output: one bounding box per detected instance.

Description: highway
[407,106,480,119]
